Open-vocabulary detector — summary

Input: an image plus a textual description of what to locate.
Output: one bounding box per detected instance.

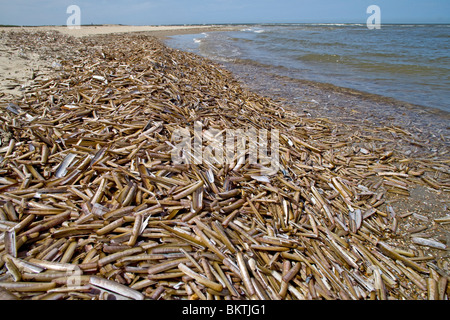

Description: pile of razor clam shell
[0,31,449,300]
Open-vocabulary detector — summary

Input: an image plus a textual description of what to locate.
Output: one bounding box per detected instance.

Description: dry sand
[0,24,235,37]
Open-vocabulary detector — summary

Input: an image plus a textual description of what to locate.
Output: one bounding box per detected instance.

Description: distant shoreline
[1,22,449,27]
[0,24,241,38]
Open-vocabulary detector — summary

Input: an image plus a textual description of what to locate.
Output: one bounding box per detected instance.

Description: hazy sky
[1,0,449,26]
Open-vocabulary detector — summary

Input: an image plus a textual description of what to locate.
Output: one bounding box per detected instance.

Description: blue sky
[0,0,449,26]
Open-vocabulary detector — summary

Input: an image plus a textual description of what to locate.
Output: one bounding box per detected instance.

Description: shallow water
[166,24,450,113]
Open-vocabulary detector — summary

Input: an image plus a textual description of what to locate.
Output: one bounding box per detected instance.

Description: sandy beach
[0,24,237,37]
[0,25,448,301]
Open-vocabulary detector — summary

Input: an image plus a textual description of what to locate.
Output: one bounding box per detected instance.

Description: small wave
[392,24,418,27]
[193,33,209,44]
[204,55,237,63]
[240,27,265,33]
[296,53,343,63]
[309,23,346,26]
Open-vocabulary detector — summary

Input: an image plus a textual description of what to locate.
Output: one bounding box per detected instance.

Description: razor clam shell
[4,229,17,257]
[411,237,447,250]
[55,153,77,178]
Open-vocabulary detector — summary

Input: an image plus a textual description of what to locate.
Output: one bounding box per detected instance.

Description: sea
[165,24,450,113]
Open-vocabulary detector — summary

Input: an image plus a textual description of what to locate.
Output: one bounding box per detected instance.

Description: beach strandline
[0,26,448,300]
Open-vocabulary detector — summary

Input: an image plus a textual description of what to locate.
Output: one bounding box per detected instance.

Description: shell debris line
[0,30,449,300]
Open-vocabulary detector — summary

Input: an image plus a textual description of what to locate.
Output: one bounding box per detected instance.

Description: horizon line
[2,22,450,28]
